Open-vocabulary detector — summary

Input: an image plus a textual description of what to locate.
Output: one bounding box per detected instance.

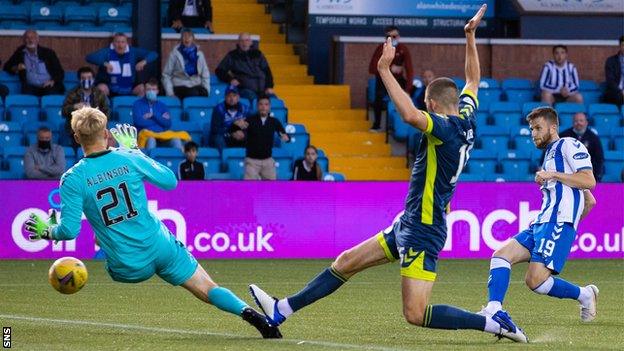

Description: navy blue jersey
[403,90,478,226]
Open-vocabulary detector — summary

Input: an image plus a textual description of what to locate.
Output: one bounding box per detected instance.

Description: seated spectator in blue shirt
[132,79,190,152]
[86,33,158,97]
[3,30,65,96]
[209,86,249,150]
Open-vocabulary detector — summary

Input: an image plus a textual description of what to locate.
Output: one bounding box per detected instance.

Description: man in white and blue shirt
[480,106,599,324]
[540,45,584,105]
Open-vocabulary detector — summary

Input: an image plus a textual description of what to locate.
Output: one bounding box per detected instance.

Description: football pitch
[0,259,622,350]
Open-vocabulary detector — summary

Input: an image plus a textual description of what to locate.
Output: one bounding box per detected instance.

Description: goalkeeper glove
[24,209,57,241]
[110,123,138,149]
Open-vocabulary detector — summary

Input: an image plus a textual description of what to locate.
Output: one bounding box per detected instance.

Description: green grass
[0,259,622,350]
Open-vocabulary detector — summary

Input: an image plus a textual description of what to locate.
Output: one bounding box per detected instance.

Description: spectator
[539,45,583,105]
[3,29,64,96]
[168,0,213,33]
[559,112,604,181]
[604,35,624,106]
[86,33,158,97]
[132,79,191,152]
[62,67,110,148]
[162,28,210,99]
[231,94,289,180]
[24,126,65,179]
[216,32,274,101]
[178,141,205,180]
[368,26,413,132]
[209,86,249,149]
[414,69,436,110]
[293,145,322,181]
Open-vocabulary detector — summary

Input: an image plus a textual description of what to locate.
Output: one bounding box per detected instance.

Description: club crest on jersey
[573,152,589,160]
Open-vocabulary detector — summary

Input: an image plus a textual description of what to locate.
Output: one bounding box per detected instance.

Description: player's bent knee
[333,249,356,276]
[525,271,549,291]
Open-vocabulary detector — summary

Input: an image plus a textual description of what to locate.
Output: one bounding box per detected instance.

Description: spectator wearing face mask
[132,78,191,152]
[62,66,110,148]
[559,112,604,181]
[24,126,66,179]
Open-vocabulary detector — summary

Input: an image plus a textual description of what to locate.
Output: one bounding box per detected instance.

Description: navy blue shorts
[376,218,446,281]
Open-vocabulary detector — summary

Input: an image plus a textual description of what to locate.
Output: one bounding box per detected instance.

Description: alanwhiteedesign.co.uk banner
[1,181,622,260]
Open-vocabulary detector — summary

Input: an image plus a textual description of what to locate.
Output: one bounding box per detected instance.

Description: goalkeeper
[23,107,282,339]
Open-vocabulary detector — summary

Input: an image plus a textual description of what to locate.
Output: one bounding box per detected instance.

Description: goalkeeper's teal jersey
[52,148,177,268]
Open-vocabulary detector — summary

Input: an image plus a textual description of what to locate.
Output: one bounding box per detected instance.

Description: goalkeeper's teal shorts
[105,227,198,286]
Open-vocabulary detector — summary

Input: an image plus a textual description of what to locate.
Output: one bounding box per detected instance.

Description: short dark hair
[145,78,159,87]
[526,106,559,126]
[384,26,399,35]
[552,45,567,53]
[256,94,271,103]
[426,77,458,108]
[38,126,51,133]
[113,32,127,39]
[77,66,94,79]
[184,141,198,152]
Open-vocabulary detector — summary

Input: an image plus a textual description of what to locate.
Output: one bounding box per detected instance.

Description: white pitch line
[0,314,409,351]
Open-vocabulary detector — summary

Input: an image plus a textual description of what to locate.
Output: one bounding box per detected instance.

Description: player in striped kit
[480,106,599,322]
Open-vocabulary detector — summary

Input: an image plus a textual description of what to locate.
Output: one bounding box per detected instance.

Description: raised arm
[463,4,486,95]
[377,37,428,131]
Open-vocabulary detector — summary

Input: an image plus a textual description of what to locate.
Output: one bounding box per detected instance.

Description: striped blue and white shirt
[539,60,580,94]
[535,138,593,229]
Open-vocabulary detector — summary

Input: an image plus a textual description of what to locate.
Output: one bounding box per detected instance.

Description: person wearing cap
[209,85,249,150]
[162,28,211,100]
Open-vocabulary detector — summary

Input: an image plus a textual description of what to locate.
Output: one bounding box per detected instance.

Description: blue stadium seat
[281,124,309,159]
[522,102,550,117]
[582,91,601,105]
[269,97,286,109]
[64,5,98,26]
[579,80,599,91]
[30,4,63,25]
[211,83,228,99]
[451,77,465,89]
[592,115,621,136]
[599,136,611,152]
[150,147,184,174]
[221,147,245,165]
[459,172,484,181]
[323,172,345,181]
[501,159,531,178]
[588,103,619,117]
[614,136,624,151]
[226,158,245,179]
[42,106,63,124]
[63,146,76,170]
[273,148,293,180]
[183,96,218,122]
[479,78,499,89]
[0,5,29,25]
[111,95,138,108]
[4,146,27,179]
[0,122,24,148]
[6,96,40,123]
[196,147,220,174]
[114,106,133,124]
[159,96,182,121]
[170,120,202,143]
[468,159,497,174]
[271,109,287,125]
[98,5,131,25]
[6,94,38,108]
[555,102,586,114]
[478,124,509,136]
[491,112,521,129]
[469,148,496,160]
[186,107,213,125]
[478,89,502,106]
[481,135,509,152]
[501,78,532,90]
[490,102,521,114]
[505,89,536,104]
[41,95,65,108]
[513,135,534,154]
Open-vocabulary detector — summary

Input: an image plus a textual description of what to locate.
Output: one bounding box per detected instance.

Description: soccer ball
[48,257,88,294]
